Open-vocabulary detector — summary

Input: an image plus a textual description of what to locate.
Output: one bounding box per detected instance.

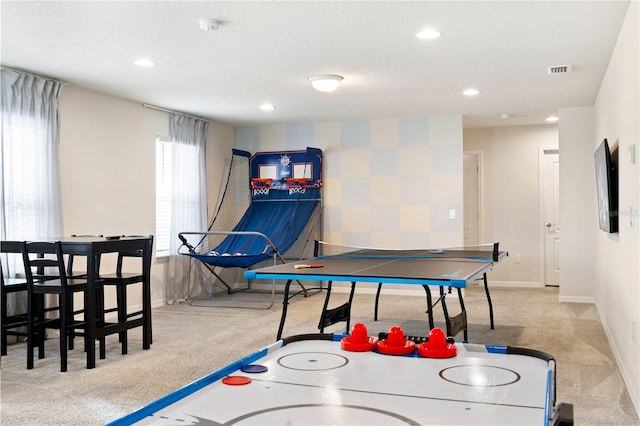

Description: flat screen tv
[594,138,618,233]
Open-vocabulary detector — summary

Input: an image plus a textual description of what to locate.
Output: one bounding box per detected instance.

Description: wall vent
[547,65,572,74]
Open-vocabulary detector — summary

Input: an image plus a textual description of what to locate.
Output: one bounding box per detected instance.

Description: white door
[463,153,480,246]
[542,149,560,286]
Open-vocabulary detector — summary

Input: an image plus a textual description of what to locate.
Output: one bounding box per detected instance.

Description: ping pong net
[314,241,504,263]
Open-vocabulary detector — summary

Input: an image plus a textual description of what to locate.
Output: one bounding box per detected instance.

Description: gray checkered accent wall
[234,115,463,249]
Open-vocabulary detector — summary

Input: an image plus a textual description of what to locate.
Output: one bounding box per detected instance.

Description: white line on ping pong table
[346,257,412,276]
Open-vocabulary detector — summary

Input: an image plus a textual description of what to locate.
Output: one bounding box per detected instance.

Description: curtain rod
[143,103,209,122]
[0,66,67,85]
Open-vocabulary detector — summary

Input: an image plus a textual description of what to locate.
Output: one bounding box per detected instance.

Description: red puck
[222,375,252,386]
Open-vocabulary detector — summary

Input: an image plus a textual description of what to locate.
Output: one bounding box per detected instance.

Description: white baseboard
[152,299,166,309]
[595,303,640,418]
[486,280,541,288]
[558,295,595,303]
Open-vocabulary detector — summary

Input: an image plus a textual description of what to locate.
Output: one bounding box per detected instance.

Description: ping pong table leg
[439,286,450,335]
[422,285,435,330]
[457,288,468,342]
[482,273,495,329]
[276,279,293,340]
[374,283,382,321]
[345,282,356,333]
[318,281,333,334]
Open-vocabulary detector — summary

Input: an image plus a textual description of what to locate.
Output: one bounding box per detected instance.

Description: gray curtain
[1,68,64,329]
[166,113,208,304]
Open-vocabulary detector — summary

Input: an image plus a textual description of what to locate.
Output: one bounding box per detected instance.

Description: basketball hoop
[286,178,308,195]
[251,178,273,196]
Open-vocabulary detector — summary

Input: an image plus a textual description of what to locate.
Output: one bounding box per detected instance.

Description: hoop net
[198,151,253,253]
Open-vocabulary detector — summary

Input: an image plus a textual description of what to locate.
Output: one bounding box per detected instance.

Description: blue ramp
[188,200,319,268]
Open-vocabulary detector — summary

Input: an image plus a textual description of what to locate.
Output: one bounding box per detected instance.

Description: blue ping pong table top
[244,247,507,288]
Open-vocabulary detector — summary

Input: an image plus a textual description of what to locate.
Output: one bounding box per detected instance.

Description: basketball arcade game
[178,148,323,308]
[108,329,573,425]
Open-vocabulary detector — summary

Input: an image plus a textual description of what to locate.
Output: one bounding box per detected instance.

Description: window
[1,69,63,279]
[1,111,63,274]
[155,137,172,257]
[155,135,205,257]
[4,115,41,233]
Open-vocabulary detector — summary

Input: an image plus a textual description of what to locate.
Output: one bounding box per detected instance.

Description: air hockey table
[108,329,573,425]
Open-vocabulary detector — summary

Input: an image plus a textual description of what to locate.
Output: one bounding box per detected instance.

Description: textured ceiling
[0,1,631,128]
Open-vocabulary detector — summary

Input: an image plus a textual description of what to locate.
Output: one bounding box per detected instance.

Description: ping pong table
[108,331,573,425]
[243,242,508,341]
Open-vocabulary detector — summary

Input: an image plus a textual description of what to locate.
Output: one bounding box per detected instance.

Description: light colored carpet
[1,285,638,425]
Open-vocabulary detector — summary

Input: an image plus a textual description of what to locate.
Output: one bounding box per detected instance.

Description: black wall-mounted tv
[594,138,618,233]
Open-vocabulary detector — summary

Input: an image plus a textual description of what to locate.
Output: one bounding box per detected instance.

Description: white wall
[589,0,640,412]
[557,107,597,302]
[58,85,234,309]
[463,125,559,286]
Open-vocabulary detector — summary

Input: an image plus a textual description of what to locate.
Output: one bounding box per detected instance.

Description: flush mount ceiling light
[463,88,480,96]
[308,74,343,92]
[199,18,222,31]
[134,58,155,67]
[546,115,559,122]
[260,103,275,111]
[416,28,441,39]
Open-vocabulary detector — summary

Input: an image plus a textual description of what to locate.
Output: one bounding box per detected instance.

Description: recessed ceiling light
[546,115,559,122]
[134,58,155,67]
[416,29,441,40]
[260,103,275,111]
[463,88,480,96]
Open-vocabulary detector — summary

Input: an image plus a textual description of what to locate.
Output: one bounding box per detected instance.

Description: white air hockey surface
[110,334,555,426]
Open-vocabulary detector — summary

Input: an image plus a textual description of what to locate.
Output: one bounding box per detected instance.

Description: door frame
[463,150,483,245]
[538,146,559,287]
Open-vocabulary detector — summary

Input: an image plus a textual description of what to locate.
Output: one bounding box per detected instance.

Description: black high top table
[1,235,153,369]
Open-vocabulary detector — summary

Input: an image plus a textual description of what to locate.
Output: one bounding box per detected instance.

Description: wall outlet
[449,209,456,220]
[514,254,521,264]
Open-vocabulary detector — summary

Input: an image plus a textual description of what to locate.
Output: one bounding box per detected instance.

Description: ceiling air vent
[547,65,572,75]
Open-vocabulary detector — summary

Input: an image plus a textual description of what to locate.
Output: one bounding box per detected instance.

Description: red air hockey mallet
[377,326,416,355]
[417,327,457,358]
[341,323,378,352]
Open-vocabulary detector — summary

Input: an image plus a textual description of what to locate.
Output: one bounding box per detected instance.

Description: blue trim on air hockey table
[106,335,345,426]
[106,341,283,426]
